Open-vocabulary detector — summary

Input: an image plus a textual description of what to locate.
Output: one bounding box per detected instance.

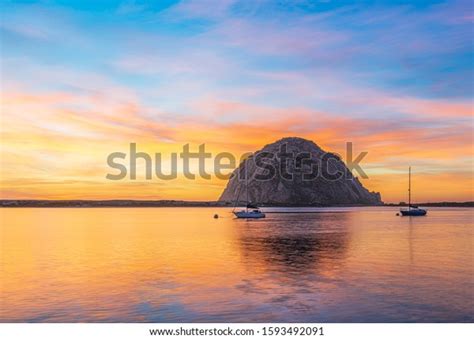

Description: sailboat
[400,167,427,216]
[233,164,265,219]
[233,204,266,219]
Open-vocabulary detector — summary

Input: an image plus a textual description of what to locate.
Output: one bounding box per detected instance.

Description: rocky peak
[219,137,382,206]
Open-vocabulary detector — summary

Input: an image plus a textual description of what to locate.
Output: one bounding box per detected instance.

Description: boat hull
[233,211,266,219]
[400,209,427,216]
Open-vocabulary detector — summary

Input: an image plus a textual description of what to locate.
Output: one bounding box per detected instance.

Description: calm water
[1,207,473,322]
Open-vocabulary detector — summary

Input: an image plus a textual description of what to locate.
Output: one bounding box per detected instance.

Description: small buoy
[213,214,219,219]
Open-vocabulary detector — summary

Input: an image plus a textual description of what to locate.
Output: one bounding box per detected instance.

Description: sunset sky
[1,0,472,203]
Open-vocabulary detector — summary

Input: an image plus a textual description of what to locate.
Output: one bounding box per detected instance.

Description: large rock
[219,137,382,206]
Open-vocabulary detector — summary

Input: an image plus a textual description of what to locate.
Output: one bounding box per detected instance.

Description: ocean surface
[1,207,473,322]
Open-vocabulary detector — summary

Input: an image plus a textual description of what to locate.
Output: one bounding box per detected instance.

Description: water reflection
[1,207,472,322]
[236,213,350,275]
[408,217,414,265]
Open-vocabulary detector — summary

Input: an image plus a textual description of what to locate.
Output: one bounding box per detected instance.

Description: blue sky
[1,0,473,201]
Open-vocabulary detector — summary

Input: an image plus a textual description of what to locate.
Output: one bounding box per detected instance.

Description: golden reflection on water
[0,207,473,322]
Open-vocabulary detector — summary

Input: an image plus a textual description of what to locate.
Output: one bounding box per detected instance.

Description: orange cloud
[1,89,472,202]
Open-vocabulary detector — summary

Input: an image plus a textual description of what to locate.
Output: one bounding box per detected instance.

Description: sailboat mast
[408,166,411,210]
[246,161,249,212]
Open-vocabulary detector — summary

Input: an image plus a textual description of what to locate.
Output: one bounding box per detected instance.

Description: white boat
[400,167,427,216]
[232,164,265,219]
[234,208,266,219]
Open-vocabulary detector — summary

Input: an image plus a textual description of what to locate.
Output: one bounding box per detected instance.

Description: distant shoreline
[1,200,472,208]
